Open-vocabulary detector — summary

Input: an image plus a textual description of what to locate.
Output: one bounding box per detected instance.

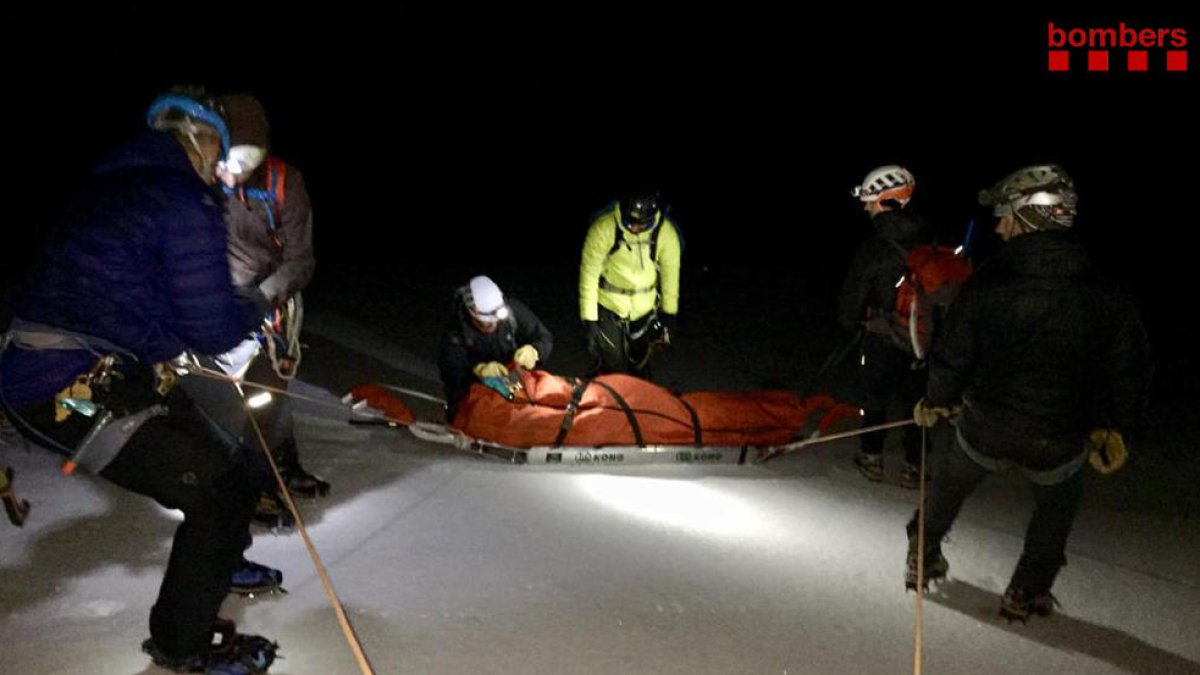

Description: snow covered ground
[3,300,1199,675]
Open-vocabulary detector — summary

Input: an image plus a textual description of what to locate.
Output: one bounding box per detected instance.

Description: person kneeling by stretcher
[437,276,554,421]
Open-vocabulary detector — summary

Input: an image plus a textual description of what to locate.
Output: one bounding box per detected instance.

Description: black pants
[589,307,659,380]
[15,371,256,660]
[907,436,1085,595]
[241,352,298,466]
[181,350,299,489]
[859,335,925,464]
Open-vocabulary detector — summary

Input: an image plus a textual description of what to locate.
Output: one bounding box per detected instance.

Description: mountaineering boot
[282,464,330,499]
[854,451,884,482]
[230,558,285,596]
[900,462,929,490]
[142,617,279,674]
[905,536,949,591]
[251,491,295,531]
[999,586,1057,623]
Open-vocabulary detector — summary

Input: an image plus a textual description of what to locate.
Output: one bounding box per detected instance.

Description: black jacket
[837,208,931,355]
[437,296,554,412]
[927,231,1152,470]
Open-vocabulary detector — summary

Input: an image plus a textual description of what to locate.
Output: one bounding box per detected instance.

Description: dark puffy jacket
[837,208,931,354]
[926,231,1152,470]
[438,297,554,412]
[0,131,258,408]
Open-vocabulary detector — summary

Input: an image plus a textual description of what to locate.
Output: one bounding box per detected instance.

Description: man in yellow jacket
[579,191,682,380]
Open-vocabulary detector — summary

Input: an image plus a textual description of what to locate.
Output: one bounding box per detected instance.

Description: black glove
[659,313,677,342]
[233,285,273,332]
[583,320,601,357]
[235,284,273,316]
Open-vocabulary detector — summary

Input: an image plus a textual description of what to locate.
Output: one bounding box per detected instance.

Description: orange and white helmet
[851,165,915,207]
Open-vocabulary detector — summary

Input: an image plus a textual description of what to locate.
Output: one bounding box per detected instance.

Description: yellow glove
[912,398,957,428]
[513,345,539,370]
[1087,429,1127,475]
[472,362,509,378]
[53,378,93,423]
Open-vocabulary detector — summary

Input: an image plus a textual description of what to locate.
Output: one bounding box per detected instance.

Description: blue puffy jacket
[0,131,258,408]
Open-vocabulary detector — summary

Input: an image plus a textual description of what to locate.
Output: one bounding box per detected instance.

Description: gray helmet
[978,164,1078,230]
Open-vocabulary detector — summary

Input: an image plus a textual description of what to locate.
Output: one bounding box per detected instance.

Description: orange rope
[913,425,928,675]
[192,366,377,674]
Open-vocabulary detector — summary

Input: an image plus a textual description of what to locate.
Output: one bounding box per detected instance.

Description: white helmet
[851,165,915,206]
[465,276,510,325]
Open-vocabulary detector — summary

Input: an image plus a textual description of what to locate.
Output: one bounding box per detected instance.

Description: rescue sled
[345,369,859,466]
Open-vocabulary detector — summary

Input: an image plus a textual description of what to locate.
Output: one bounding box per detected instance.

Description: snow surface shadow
[929,579,1200,675]
[0,481,176,617]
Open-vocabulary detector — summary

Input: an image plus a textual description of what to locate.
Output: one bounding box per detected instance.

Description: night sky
[2,5,1196,378]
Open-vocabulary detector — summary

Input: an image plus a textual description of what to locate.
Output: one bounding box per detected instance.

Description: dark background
[1,5,1195,390]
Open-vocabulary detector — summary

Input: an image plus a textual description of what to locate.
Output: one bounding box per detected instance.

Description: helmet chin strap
[181,127,220,183]
[622,209,661,234]
[1013,208,1041,233]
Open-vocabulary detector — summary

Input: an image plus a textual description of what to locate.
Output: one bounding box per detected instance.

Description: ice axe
[1,465,30,527]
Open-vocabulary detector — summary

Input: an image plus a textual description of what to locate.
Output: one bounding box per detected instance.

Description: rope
[758,419,916,462]
[263,294,303,381]
[187,366,486,465]
[912,425,928,675]
[198,366,377,673]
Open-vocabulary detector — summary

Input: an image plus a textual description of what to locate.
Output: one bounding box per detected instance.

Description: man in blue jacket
[0,91,279,673]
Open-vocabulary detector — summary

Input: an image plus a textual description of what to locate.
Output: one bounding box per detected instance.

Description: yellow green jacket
[579,204,681,321]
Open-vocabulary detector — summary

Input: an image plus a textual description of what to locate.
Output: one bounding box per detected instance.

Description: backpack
[227,157,288,244]
[888,241,972,359]
[608,219,664,263]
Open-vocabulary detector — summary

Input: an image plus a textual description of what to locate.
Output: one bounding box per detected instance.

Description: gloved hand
[513,344,539,370]
[583,320,601,358]
[472,362,509,378]
[912,397,957,428]
[1087,428,1127,475]
[479,376,515,400]
[658,313,677,343]
[235,284,274,317]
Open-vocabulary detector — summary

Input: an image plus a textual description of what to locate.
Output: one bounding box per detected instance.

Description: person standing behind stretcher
[579,190,682,381]
[437,276,554,422]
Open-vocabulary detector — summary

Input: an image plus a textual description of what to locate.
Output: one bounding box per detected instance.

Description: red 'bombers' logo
[1047,22,1188,72]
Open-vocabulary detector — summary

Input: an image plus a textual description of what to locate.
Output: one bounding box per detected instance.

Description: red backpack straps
[265,157,287,222]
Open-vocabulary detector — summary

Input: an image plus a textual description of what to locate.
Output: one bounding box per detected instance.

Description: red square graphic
[1127,51,1148,72]
[1167,51,1188,72]
[1048,50,1070,71]
[1088,51,1109,71]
